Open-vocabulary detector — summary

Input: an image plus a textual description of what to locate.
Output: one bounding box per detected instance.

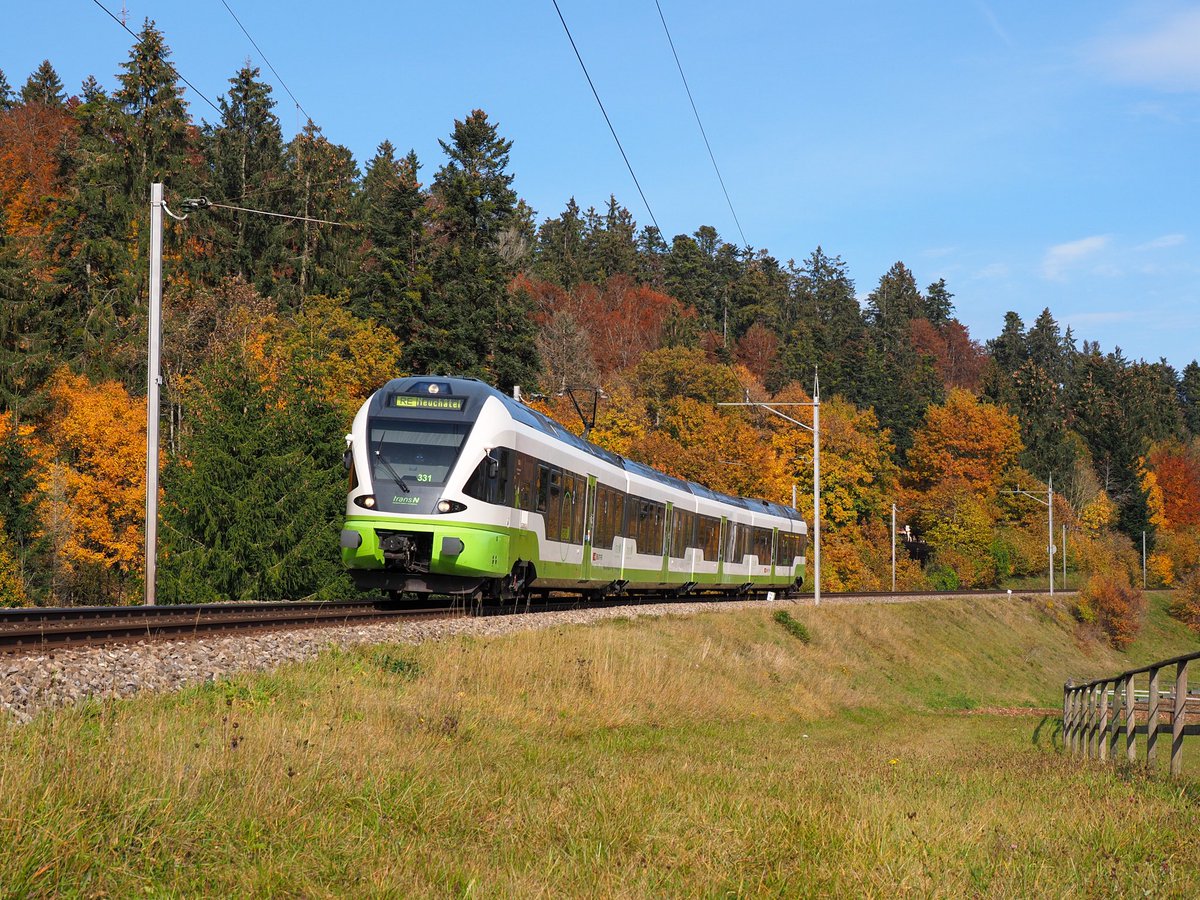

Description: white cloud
[1090,8,1200,91]
[1041,235,1111,280]
[1136,233,1186,251]
[974,262,1009,279]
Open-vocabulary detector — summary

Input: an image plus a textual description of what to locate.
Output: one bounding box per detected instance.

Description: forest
[2,23,1199,646]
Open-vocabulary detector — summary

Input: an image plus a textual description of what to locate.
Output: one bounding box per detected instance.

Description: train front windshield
[368,420,470,487]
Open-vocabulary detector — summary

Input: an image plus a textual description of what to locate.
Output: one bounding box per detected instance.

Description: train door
[581,475,597,582]
[717,517,727,580]
[661,502,672,582]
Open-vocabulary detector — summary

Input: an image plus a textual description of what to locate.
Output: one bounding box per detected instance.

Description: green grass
[0,592,1197,896]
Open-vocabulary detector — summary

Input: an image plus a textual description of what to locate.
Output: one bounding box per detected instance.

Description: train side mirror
[485,450,500,479]
[342,448,353,472]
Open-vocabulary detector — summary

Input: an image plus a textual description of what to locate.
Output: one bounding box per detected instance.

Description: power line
[550,0,662,238]
[654,0,748,249]
[90,0,222,116]
[216,0,313,124]
[189,198,356,228]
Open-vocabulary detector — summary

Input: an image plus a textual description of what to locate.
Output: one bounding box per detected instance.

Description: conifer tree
[282,121,359,302]
[206,64,286,290]
[160,347,354,603]
[0,419,44,599]
[19,60,65,107]
[1181,361,1200,437]
[0,69,13,110]
[409,110,539,390]
[353,143,428,330]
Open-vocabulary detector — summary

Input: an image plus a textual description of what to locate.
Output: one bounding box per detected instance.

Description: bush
[773,610,811,644]
[925,562,960,591]
[1076,575,1146,650]
[1168,570,1200,634]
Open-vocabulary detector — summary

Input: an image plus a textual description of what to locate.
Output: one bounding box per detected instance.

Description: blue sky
[4,2,1198,367]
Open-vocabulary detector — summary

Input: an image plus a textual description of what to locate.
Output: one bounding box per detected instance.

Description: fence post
[1109,678,1123,762]
[1098,682,1109,762]
[1147,667,1160,772]
[1089,684,1099,759]
[1125,675,1136,763]
[1172,660,1189,777]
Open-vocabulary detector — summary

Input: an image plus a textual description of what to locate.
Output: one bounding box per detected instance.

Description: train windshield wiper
[373,437,410,493]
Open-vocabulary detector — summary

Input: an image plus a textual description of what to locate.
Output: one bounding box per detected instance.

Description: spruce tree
[0,69,13,109]
[409,110,539,391]
[159,347,354,603]
[282,121,359,302]
[1181,361,1200,437]
[0,421,45,600]
[205,64,287,290]
[352,143,428,331]
[19,60,65,107]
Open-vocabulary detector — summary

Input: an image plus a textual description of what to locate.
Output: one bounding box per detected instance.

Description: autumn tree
[905,389,1022,496]
[37,370,149,603]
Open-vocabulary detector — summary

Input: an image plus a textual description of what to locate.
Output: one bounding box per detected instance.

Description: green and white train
[340,376,807,602]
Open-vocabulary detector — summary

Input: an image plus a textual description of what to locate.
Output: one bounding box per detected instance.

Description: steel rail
[0,601,455,652]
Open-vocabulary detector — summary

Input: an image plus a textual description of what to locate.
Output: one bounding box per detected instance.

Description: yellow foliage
[1079,491,1117,533]
[268,293,404,423]
[35,370,152,599]
[1147,552,1174,588]
[1138,459,1168,530]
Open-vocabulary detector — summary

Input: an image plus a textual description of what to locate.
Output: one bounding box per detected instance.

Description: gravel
[0,592,1010,724]
[0,599,770,723]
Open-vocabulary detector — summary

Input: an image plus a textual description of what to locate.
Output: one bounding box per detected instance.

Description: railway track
[0,601,456,653]
[0,588,1074,653]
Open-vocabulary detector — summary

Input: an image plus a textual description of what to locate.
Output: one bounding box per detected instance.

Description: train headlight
[354,494,377,509]
[437,500,451,513]
[436,499,467,514]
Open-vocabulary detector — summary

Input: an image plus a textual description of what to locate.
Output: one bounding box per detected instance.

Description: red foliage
[1147,442,1200,529]
[735,323,779,384]
[516,273,688,376]
[0,101,77,239]
[908,318,986,392]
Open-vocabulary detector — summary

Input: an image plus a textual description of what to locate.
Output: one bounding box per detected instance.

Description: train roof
[375,376,804,523]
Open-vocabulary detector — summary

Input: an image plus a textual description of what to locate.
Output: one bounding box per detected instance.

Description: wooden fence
[1063,650,1199,777]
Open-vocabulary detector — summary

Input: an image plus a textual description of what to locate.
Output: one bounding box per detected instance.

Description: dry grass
[0,593,1197,897]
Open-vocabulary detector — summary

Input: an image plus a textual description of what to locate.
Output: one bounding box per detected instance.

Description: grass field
[1,592,1198,897]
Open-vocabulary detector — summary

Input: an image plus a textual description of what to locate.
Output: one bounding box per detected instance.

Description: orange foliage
[0,102,76,239]
[905,389,1022,497]
[1147,442,1200,529]
[1077,574,1146,650]
[909,319,986,392]
[36,370,152,598]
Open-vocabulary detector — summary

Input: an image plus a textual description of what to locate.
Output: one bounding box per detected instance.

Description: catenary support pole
[891,503,896,593]
[144,183,164,606]
[813,372,820,607]
[1048,474,1054,596]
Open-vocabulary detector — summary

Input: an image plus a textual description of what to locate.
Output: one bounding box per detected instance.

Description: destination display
[391,395,466,411]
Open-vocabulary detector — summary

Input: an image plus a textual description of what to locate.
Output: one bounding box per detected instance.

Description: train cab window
[367,420,470,487]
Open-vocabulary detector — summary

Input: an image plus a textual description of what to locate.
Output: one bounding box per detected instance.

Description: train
[339,376,808,602]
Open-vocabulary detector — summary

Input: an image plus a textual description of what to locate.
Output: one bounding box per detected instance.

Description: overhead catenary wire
[550,0,663,238]
[90,0,222,116]
[197,198,355,228]
[654,0,749,250]
[217,0,313,124]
